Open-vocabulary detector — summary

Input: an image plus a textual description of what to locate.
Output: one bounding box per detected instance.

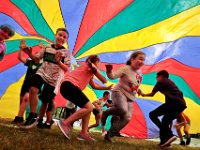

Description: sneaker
[186,137,191,145]
[104,132,114,143]
[180,140,186,146]
[57,120,71,139]
[23,113,38,128]
[36,119,43,128]
[12,116,24,124]
[102,131,107,136]
[160,136,176,147]
[76,133,96,141]
[43,120,54,129]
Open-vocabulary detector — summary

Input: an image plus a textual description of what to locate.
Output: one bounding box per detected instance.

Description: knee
[84,103,93,112]
[29,87,38,95]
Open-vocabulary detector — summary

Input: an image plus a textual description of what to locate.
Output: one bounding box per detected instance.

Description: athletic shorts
[93,108,100,116]
[60,81,89,108]
[31,74,56,103]
[20,80,31,97]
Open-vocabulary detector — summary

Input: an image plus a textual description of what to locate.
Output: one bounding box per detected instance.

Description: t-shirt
[94,97,108,108]
[24,59,42,82]
[36,44,71,87]
[152,78,186,106]
[107,65,142,101]
[63,63,94,90]
[0,41,6,61]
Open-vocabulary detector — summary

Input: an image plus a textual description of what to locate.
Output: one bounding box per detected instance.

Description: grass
[0,119,199,150]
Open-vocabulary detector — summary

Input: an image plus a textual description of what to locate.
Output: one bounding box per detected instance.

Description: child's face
[104,94,110,100]
[130,54,145,70]
[55,31,68,47]
[0,30,10,41]
[156,75,163,81]
[94,60,100,68]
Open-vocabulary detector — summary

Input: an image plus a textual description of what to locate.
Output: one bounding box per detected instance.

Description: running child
[0,25,15,61]
[88,91,112,132]
[175,112,191,146]
[103,51,145,142]
[58,55,112,141]
[12,40,42,124]
[140,70,187,147]
[22,28,71,127]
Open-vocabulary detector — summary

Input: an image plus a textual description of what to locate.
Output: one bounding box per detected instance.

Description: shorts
[93,108,100,116]
[60,81,89,108]
[20,80,31,97]
[31,74,56,103]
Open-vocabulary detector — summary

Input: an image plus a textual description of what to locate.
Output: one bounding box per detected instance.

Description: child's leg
[81,110,92,134]
[184,124,190,137]
[38,102,48,120]
[62,102,93,127]
[18,93,29,117]
[88,113,101,130]
[20,96,23,106]
[29,86,39,113]
[176,126,184,142]
[46,101,54,123]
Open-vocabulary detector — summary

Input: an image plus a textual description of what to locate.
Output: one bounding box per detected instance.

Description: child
[140,70,187,147]
[103,51,145,142]
[58,55,112,141]
[0,25,15,61]
[22,28,71,128]
[175,113,191,146]
[88,91,112,133]
[12,40,42,124]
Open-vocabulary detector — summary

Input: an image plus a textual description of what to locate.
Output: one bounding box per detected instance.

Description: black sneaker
[186,137,191,145]
[36,118,43,128]
[23,113,38,128]
[43,120,54,129]
[180,140,186,146]
[104,132,114,143]
[12,116,24,124]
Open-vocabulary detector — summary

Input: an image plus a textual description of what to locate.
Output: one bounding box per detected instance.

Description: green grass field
[0,119,199,150]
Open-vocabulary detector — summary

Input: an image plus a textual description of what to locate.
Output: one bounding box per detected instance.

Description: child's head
[103,91,110,99]
[0,25,15,41]
[126,51,145,70]
[156,70,169,81]
[55,28,69,47]
[86,55,100,68]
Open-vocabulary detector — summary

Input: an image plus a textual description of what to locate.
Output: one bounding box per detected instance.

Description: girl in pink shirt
[58,55,112,141]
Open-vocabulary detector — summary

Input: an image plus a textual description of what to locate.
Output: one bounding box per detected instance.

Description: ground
[0,119,199,150]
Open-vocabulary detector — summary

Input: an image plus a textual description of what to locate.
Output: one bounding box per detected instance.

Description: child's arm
[92,100,102,110]
[105,64,124,80]
[55,51,70,72]
[94,70,107,84]
[18,48,26,64]
[141,91,156,97]
[105,102,113,108]
[89,79,113,90]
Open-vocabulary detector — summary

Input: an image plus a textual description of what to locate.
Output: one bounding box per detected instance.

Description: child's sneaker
[76,133,96,141]
[36,118,43,128]
[12,116,24,124]
[180,140,186,146]
[186,137,191,145]
[160,135,176,147]
[43,120,54,129]
[102,131,107,136]
[23,113,38,128]
[57,120,71,139]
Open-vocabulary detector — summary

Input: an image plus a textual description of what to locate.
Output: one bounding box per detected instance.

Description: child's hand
[105,64,113,73]
[20,40,32,54]
[55,51,62,62]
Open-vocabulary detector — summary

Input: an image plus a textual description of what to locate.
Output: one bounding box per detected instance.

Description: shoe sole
[76,136,96,141]
[160,136,176,147]
[57,121,70,140]
[21,121,38,129]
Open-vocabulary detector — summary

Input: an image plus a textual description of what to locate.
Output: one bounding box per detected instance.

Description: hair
[56,28,69,35]
[85,55,100,64]
[103,91,110,97]
[126,51,145,65]
[0,25,15,37]
[157,70,169,78]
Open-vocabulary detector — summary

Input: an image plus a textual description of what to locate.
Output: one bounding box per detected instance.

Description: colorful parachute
[0,0,200,138]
